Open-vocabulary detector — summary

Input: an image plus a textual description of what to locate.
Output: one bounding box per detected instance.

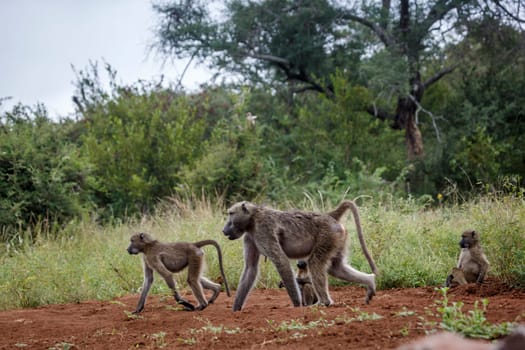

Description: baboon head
[127,232,154,254]
[222,201,257,240]
[459,229,479,249]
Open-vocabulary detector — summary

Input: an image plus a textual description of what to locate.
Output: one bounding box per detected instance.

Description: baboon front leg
[477,259,489,284]
[328,255,376,304]
[133,264,154,314]
[233,236,261,311]
[268,253,302,307]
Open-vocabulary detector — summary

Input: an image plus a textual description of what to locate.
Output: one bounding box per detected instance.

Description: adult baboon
[445,229,489,287]
[222,200,378,311]
[127,232,230,313]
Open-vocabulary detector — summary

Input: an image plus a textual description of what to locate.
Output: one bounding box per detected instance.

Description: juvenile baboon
[295,260,318,306]
[222,200,378,311]
[277,260,318,306]
[445,267,468,287]
[445,229,489,287]
[127,232,230,313]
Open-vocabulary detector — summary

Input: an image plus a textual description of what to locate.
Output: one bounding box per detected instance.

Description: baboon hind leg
[153,259,195,311]
[158,272,195,311]
[307,241,336,306]
[200,276,222,304]
[187,255,208,310]
[328,253,376,304]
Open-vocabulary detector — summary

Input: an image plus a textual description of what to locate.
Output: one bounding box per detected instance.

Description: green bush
[74,65,206,218]
[0,104,94,241]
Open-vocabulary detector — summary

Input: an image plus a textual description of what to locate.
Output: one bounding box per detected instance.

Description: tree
[0,104,94,240]
[152,0,524,159]
[72,63,206,217]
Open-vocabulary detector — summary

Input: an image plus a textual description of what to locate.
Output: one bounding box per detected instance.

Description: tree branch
[380,0,391,30]
[492,0,525,23]
[340,11,396,47]
[420,0,466,36]
[248,53,290,66]
[366,105,395,123]
[422,63,459,89]
[408,94,444,143]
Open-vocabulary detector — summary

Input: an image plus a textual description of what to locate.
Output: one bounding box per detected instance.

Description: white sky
[0,0,212,118]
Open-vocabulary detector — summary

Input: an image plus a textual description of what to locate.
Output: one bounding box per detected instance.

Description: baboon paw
[208,291,220,304]
[178,300,195,311]
[365,289,376,304]
[195,304,208,311]
[316,299,333,307]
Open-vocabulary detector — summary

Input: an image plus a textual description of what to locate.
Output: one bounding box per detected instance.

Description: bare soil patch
[1,278,523,349]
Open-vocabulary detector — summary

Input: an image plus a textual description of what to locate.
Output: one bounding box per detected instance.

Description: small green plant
[272,319,313,331]
[267,316,335,332]
[164,304,185,311]
[395,307,416,317]
[48,343,75,350]
[350,307,383,321]
[151,331,167,348]
[192,317,242,335]
[332,308,384,325]
[433,287,514,339]
[399,325,410,337]
[289,332,307,340]
[178,337,197,345]
[124,310,142,319]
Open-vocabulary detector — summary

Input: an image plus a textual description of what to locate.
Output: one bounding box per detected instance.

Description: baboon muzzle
[127,247,139,255]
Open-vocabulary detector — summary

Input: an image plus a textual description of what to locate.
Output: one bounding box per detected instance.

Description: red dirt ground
[1,278,523,350]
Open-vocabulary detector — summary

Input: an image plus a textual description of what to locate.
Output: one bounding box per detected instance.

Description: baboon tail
[195,240,231,297]
[327,200,353,222]
[332,201,378,275]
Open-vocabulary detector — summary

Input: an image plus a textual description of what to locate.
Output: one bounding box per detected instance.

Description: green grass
[421,287,515,339]
[0,194,524,310]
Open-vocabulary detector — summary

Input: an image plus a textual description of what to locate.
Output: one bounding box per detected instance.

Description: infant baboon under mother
[223,200,378,311]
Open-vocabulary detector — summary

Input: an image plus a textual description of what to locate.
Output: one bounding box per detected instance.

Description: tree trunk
[395,73,425,159]
[396,96,424,159]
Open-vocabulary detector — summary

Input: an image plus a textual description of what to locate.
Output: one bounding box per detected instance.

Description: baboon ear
[241,202,249,214]
[140,233,145,240]
[471,230,477,238]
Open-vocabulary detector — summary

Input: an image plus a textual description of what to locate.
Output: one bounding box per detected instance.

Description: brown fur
[127,232,230,313]
[446,229,489,287]
[446,267,468,287]
[222,200,377,311]
[295,260,318,306]
[277,261,317,305]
